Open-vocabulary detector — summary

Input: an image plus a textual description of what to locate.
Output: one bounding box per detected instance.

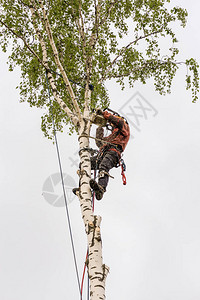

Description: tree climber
[73,110,130,200]
[90,109,130,200]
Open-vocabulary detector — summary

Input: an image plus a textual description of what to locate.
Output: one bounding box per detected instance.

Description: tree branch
[29,1,78,125]
[99,29,162,84]
[71,3,86,61]
[108,59,185,79]
[99,0,119,26]
[88,0,101,49]
[0,19,45,68]
[18,0,32,8]
[38,0,82,122]
[83,0,102,113]
[79,1,86,47]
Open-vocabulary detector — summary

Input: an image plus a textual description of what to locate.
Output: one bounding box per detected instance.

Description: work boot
[89,179,105,200]
[72,188,79,196]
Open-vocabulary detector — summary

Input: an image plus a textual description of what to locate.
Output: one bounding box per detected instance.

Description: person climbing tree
[89,109,130,200]
[1,1,199,298]
[73,109,130,200]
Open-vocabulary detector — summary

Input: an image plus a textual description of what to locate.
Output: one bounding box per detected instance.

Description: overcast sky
[1,1,200,300]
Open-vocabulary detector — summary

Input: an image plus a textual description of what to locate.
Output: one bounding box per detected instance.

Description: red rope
[81,251,88,297]
[121,169,126,185]
[120,161,127,185]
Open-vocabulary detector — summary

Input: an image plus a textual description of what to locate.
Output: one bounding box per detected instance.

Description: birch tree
[0,0,199,299]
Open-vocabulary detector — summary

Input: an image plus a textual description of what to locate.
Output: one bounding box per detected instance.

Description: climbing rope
[45,71,82,300]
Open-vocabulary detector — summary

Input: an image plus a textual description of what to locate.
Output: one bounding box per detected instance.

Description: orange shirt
[102,112,130,152]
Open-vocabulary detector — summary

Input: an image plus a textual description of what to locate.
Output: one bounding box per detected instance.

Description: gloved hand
[96,108,103,115]
[102,111,110,119]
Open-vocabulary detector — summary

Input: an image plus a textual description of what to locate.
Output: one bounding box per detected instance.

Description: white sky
[1,1,200,299]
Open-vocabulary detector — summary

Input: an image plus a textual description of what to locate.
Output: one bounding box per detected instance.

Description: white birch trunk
[3,3,110,299]
[78,116,109,300]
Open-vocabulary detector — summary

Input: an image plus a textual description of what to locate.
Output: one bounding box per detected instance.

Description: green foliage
[185,58,199,103]
[0,0,199,138]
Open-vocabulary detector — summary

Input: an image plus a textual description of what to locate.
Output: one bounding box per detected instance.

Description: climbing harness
[79,133,127,186]
[108,146,122,159]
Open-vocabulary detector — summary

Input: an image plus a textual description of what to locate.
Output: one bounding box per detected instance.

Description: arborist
[90,109,130,200]
[73,109,130,200]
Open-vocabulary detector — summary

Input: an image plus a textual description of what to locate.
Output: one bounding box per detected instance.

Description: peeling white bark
[29,3,109,298]
[88,215,109,300]
[78,119,109,300]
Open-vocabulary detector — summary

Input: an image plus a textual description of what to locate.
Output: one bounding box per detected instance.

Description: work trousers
[91,150,119,191]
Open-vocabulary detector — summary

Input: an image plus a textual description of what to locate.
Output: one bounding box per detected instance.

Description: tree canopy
[0,0,199,138]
